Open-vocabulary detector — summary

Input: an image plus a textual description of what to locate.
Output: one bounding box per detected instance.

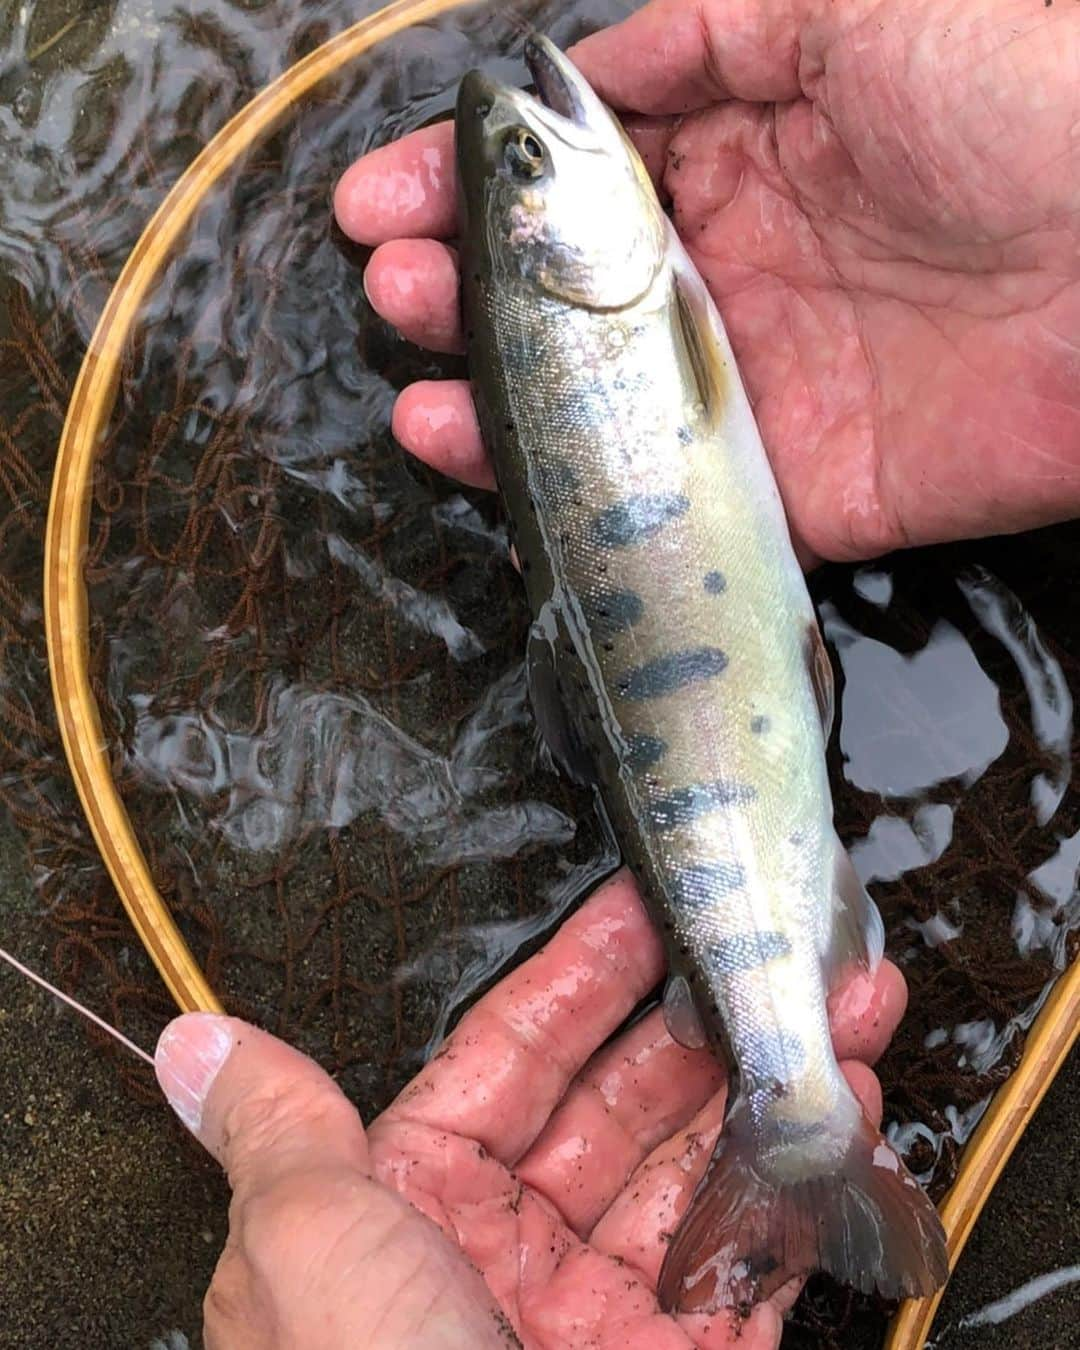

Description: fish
[454,35,949,1313]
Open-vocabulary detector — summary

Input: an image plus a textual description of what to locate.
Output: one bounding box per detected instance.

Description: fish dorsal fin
[662,973,708,1049]
[526,600,597,786]
[672,261,728,428]
[805,620,835,740]
[823,839,885,988]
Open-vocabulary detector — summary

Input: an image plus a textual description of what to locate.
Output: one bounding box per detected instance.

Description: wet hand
[155,872,906,1349]
[334,0,1080,564]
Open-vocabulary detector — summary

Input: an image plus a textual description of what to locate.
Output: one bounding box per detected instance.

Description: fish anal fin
[657,1092,948,1314]
[527,601,597,786]
[663,974,708,1050]
[805,620,835,740]
[824,841,885,989]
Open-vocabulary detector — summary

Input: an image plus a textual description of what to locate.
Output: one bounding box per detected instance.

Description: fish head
[456,35,666,309]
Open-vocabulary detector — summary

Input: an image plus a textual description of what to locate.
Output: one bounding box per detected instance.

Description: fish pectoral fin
[672,261,728,428]
[526,603,598,786]
[804,620,835,741]
[823,839,885,987]
[662,973,708,1050]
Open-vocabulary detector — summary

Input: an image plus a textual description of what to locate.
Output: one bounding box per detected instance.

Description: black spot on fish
[707,930,792,974]
[586,589,644,634]
[750,714,770,735]
[673,861,746,908]
[704,570,726,594]
[647,780,757,830]
[676,425,693,445]
[741,1027,806,1086]
[625,732,667,770]
[618,646,727,699]
[591,493,690,549]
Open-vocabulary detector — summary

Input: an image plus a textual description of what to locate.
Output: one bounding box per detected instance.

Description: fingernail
[155,1013,233,1134]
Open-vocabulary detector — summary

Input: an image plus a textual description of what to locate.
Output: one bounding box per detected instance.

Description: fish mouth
[523,35,586,125]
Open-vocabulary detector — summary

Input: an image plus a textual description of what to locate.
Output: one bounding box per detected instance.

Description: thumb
[155,1013,369,1200]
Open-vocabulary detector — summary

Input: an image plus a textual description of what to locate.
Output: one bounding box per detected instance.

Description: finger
[334,120,455,245]
[365,239,464,354]
[155,1014,368,1201]
[380,870,665,1164]
[515,1008,725,1236]
[515,958,905,1236]
[828,958,908,1065]
[590,1059,884,1287]
[570,0,808,115]
[392,381,495,490]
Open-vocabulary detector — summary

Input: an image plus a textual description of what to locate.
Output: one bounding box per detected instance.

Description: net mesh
[0,1,1076,1345]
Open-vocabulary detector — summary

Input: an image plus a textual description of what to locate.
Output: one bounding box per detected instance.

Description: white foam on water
[149,1333,191,1350]
[957,1264,1080,1329]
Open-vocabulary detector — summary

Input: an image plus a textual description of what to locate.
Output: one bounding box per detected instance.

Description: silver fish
[455,35,948,1313]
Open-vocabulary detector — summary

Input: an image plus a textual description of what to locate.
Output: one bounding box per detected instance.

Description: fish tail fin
[657,1090,948,1314]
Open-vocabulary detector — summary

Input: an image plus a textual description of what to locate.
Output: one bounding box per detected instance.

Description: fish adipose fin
[824,840,885,988]
[657,1092,948,1313]
[526,601,597,786]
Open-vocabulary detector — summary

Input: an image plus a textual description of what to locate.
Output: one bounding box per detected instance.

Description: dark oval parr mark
[591,492,690,548]
[673,861,746,907]
[707,930,792,973]
[624,732,667,770]
[617,646,727,699]
[647,780,757,830]
[742,1026,806,1085]
[586,588,644,634]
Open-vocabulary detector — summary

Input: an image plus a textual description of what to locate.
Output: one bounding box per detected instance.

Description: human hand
[334,0,1080,565]
[155,872,907,1349]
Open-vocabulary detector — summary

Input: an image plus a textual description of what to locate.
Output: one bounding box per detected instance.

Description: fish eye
[504,127,546,179]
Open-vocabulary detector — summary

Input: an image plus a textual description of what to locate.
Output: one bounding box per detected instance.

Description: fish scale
[456,33,947,1314]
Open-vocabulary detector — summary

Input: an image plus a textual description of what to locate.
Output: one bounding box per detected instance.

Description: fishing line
[0,943,156,1067]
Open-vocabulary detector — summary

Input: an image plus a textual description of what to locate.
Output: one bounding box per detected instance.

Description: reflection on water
[0,1,1078,1347]
[828,608,1009,798]
[955,1263,1080,1331]
[925,1262,1080,1345]
[820,562,1077,1208]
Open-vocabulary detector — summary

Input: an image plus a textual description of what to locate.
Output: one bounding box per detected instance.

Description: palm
[354,875,902,1350]
[652,0,1080,562]
[335,0,1080,567]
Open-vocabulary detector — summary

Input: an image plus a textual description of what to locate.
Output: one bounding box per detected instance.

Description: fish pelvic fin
[657,1090,948,1314]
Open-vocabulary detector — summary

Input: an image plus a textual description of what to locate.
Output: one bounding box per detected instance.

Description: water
[956,1264,1080,1330]
[0,1,1078,1346]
